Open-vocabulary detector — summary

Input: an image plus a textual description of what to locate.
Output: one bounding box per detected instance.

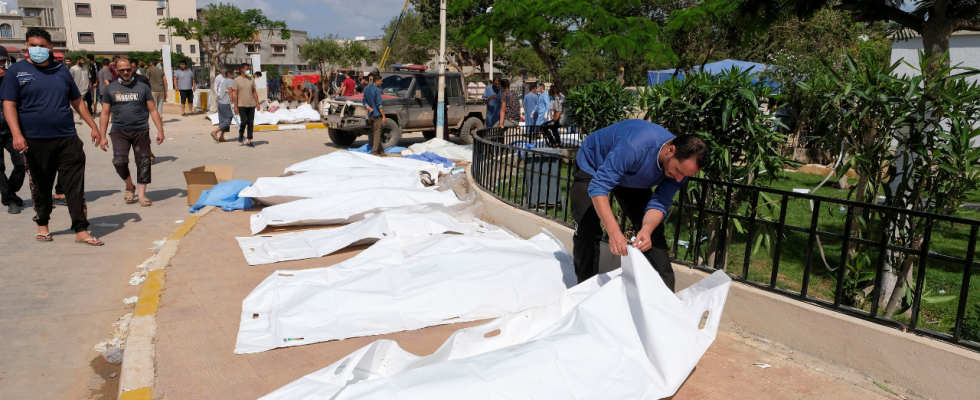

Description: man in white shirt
[211,68,227,112]
[69,56,90,112]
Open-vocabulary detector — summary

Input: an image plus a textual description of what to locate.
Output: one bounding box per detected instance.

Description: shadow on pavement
[146,188,185,202]
[85,189,121,203]
[250,141,270,146]
[153,155,178,163]
[162,119,181,123]
[52,212,142,236]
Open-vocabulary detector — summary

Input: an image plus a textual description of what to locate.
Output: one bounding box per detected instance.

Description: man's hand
[381,114,387,125]
[233,106,239,115]
[156,130,165,145]
[92,129,107,151]
[12,135,26,152]
[634,229,653,252]
[608,230,629,257]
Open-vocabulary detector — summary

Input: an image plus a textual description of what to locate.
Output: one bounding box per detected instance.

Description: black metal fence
[471,125,980,352]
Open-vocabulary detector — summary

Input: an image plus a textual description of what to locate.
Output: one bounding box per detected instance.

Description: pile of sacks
[207,103,321,126]
[230,150,732,399]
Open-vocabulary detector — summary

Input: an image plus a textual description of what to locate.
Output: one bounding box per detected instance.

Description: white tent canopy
[238,168,429,206]
[260,247,731,399]
[248,188,464,235]
[236,231,576,354]
[236,211,496,265]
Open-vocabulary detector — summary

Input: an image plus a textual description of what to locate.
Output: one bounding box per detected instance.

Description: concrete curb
[117,206,215,400]
[253,123,326,132]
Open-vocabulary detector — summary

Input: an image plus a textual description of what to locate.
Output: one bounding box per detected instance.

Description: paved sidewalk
[0,105,431,399]
[154,208,895,399]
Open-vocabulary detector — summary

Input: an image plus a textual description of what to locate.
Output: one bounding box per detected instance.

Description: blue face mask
[118,76,134,84]
[28,47,49,63]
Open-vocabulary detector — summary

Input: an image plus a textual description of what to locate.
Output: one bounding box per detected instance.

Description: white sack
[261,247,731,399]
[238,168,427,206]
[249,188,463,234]
[283,151,451,177]
[236,211,495,265]
[402,138,474,162]
[236,231,576,354]
[272,104,321,123]
[208,110,282,126]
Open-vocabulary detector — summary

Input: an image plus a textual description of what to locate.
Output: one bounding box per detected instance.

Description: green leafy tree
[378,9,433,71]
[300,34,343,77]
[159,3,288,80]
[564,80,637,134]
[496,43,548,79]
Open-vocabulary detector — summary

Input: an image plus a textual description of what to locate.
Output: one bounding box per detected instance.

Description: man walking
[69,56,90,119]
[99,59,164,207]
[231,63,258,147]
[535,82,550,127]
[173,61,195,116]
[97,60,113,115]
[483,78,501,129]
[498,79,520,128]
[145,59,166,116]
[210,70,234,142]
[572,119,708,288]
[0,47,25,214]
[0,27,105,245]
[86,54,100,113]
[211,68,227,112]
[363,75,386,156]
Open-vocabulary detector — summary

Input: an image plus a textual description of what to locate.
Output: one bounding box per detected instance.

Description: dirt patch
[84,355,121,399]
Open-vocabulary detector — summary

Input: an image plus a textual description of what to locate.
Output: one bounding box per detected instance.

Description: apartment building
[220,29,309,74]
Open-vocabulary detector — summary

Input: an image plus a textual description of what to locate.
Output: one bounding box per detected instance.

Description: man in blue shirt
[522,85,538,127]
[362,75,386,156]
[1,27,105,245]
[482,78,500,128]
[534,82,550,126]
[572,119,708,288]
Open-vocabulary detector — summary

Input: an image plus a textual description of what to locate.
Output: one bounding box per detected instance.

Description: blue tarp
[647,59,773,87]
[190,180,254,213]
[403,152,454,168]
[350,144,408,154]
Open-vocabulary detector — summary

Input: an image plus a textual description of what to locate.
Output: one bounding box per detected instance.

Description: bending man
[572,119,708,289]
[99,59,164,206]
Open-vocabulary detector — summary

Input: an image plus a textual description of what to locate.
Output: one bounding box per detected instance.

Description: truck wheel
[422,131,436,140]
[380,119,403,149]
[328,129,358,147]
[458,117,483,145]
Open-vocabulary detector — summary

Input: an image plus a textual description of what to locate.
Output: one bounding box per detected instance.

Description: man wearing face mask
[99,59,164,207]
[0,47,27,214]
[230,63,258,147]
[0,27,105,245]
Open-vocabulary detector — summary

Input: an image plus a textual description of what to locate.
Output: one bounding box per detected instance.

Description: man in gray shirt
[210,70,235,142]
[97,61,113,115]
[99,59,165,207]
[172,61,196,116]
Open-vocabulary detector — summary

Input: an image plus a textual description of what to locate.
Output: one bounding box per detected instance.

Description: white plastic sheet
[249,188,463,234]
[283,151,451,177]
[235,211,495,265]
[236,231,576,354]
[401,138,474,162]
[238,168,427,206]
[207,104,322,126]
[261,247,731,399]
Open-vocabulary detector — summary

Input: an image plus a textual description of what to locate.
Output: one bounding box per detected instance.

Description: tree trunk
[529,39,565,94]
[920,15,954,75]
[882,233,924,318]
[614,59,625,85]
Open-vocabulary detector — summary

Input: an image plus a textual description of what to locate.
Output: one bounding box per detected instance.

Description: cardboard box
[183,166,234,206]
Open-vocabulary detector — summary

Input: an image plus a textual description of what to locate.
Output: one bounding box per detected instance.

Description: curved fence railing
[471,125,980,352]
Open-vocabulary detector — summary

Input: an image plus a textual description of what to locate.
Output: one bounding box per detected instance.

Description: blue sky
[197,0,407,39]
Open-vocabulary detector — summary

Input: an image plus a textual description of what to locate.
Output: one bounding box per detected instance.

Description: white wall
[891,33,980,82]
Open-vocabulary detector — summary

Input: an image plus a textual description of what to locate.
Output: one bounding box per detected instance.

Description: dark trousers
[0,134,26,206]
[370,115,383,155]
[25,136,89,232]
[571,169,675,290]
[110,129,152,184]
[83,91,94,112]
[542,121,561,146]
[238,107,255,140]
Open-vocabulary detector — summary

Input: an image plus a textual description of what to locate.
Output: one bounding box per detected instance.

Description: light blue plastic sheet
[190,180,254,213]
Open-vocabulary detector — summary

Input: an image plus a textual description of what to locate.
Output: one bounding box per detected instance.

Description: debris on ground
[94,312,133,354]
[754,363,772,369]
[123,296,138,305]
[101,346,123,365]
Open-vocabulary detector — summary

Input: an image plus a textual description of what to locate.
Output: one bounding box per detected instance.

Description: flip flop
[211,132,219,142]
[76,237,104,246]
[124,189,135,202]
[139,197,152,207]
[35,233,53,242]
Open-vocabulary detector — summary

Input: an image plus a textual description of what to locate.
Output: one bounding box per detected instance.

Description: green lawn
[480,160,980,342]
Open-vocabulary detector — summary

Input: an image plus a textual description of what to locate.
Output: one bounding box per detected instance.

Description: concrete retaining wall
[466,168,980,400]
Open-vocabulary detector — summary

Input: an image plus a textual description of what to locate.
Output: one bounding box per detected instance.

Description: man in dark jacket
[0,46,25,214]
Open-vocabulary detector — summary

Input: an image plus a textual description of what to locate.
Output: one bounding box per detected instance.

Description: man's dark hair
[672,134,709,169]
[25,27,51,43]
[87,54,95,61]
[373,75,383,83]
[241,62,250,69]
[500,78,510,89]
[75,56,84,63]
[179,60,187,65]
[254,71,262,77]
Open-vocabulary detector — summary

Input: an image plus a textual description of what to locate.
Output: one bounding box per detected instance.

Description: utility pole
[435,0,447,138]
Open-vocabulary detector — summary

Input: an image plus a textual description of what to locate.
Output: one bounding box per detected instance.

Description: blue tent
[647,59,771,86]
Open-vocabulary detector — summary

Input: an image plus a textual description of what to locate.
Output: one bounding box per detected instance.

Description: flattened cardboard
[184,166,234,205]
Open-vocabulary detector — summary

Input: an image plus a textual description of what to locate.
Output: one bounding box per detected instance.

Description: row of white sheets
[236,229,577,354]
[282,151,452,177]
[236,211,496,265]
[207,104,322,126]
[259,247,732,399]
[401,138,474,162]
[238,168,428,206]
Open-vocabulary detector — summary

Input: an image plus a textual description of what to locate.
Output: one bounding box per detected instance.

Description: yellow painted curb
[120,387,152,400]
[133,270,165,317]
[254,123,327,131]
[168,216,200,240]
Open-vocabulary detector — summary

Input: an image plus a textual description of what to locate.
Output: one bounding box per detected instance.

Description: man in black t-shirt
[99,59,164,207]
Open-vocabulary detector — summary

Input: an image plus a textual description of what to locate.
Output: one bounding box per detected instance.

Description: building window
[78,32,94,43]
[113,33,129,44]
[272,44,286,55]
[188,18,194,23]
[245,43,258,53]
[190,44,195,54]
[0,24,11,38]
[110,4,126,17]
[175,44,182,54]
[157,7,164,16]
[75,3,91,16]
[159,34,165,42]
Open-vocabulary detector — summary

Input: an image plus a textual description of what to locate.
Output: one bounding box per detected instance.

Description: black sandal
[36,233,53,242]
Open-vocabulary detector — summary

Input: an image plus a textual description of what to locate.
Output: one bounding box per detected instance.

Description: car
[320,68,487,149]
